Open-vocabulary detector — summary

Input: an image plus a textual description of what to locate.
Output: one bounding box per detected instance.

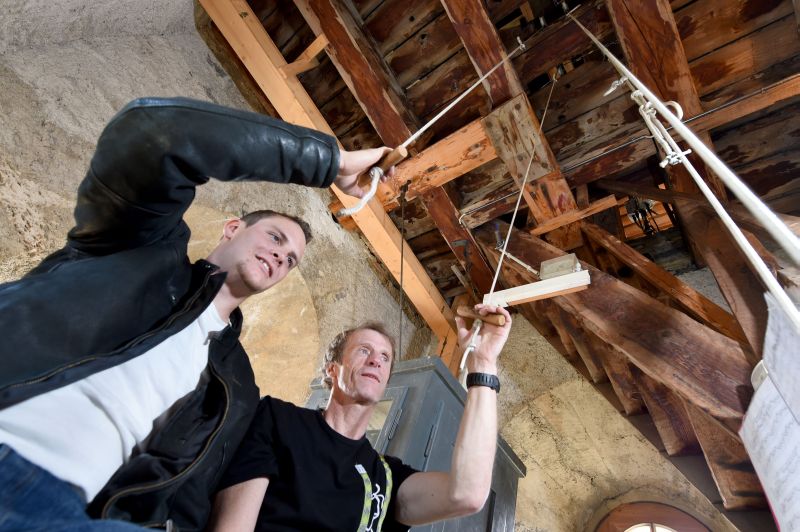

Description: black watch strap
[466,372,500,393]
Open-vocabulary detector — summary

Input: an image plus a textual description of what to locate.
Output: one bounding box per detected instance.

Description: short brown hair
[322,322,397,388]
[241,209,313,244]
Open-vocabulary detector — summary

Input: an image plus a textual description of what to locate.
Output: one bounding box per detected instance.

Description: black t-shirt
[219,396,418,531]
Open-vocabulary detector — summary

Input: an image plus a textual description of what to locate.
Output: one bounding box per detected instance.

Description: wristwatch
[466,372,500,393]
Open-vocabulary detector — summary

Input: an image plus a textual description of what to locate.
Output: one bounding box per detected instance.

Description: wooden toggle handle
[456,306,506,327]
[376,145,408,173]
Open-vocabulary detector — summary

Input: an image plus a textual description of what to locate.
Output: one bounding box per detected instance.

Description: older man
[0,97,391,531]
[209,304,511,531]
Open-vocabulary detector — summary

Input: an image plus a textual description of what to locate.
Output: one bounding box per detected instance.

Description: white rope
[568,13,800,332]
[335,167,382,217]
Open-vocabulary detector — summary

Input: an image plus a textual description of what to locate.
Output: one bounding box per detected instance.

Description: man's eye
[269,232,280,243]
[288,257,295,267]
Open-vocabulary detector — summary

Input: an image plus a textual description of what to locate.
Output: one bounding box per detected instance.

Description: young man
[209,304,511,531]
[0,97,391,531]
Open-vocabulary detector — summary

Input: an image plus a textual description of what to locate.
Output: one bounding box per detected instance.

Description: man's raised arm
[68,97,391,255]
[394,304,511,526]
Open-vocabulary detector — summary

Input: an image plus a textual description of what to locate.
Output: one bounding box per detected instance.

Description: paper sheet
[739,293,800,531]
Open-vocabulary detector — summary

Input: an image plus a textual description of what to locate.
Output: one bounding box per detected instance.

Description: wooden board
[632,367,701,456]
[676,0,792,62]
[685,402,767,510]
[690,15,800,97]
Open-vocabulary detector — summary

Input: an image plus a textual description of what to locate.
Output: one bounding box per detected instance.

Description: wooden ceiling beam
[440,0,524,106]
[293,0,419,147]
[477,222,753,435]
[199,0,457,350]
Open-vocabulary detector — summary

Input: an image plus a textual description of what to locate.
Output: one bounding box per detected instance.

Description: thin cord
[398,182,409,358]
[488,154,535,298]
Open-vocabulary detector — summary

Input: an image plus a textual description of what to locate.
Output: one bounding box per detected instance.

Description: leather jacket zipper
[5,266,217,391]
[101,359,230,518]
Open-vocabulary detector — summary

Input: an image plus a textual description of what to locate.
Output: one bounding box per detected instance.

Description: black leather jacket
[0,97,340,530]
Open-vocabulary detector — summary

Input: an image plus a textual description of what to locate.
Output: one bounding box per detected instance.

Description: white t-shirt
[0,303,227,502]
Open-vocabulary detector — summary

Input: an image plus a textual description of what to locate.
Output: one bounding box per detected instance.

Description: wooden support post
[605,0,726,201]
[606,0,775,361]
[685,402,767,510]
[199,0,457,348]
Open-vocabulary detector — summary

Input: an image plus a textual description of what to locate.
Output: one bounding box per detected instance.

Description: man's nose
[272,250,284,265]
[367,356,381,367]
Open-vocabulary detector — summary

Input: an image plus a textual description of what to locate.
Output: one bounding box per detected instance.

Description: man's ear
[325,362,337,383]
[221,218,244,241]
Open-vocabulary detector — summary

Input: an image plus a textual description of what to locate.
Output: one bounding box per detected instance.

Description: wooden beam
[685,402,767,510]
[440,0,524,106]
[383,119,497,206]
[280,34,329,76]
[293,0,419,147]
[632,367,701,456]
[606,0,775,361]
[679,204,768,363]
[419,186,496,296]
[556,307,608,383]
[529,195,617,236]
[581,222,748,344]
[689,73,800,133]
[605,0,726,201]
[589,334,644,415]
[478,222,753,435]
[481,93,581,248]
[199,0,457,347]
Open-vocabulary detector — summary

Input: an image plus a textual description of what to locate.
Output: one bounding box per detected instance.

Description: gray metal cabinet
[306,357,525,531]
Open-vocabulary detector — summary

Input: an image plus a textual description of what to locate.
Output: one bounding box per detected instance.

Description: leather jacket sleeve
[67,97,340,255]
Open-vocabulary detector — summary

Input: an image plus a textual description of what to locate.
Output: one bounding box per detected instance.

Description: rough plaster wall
[498,318,738,531]
[0,1,428,405]
[0,1,737,529]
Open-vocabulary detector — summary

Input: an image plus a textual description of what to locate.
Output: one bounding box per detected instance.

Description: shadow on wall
[184,204,321,405]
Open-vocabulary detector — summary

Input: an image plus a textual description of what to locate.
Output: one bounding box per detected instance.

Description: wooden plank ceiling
[198,0,800,511]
